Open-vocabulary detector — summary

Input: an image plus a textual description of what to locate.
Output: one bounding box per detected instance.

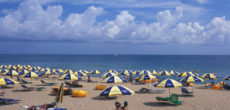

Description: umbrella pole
[169,88,170,96]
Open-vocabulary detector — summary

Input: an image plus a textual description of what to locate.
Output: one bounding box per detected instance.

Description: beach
[1,77,230,110]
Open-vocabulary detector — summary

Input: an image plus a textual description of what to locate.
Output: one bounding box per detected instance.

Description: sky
[0,0,230,55]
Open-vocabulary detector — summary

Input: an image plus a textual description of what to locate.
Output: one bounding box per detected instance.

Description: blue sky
[0,0,230,54]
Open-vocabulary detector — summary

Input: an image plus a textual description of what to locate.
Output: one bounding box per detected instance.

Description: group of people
[115,101,128,110]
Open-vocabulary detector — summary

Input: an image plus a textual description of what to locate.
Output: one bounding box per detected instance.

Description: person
[87,76,92,82]
[121,101,128,110]
[115,101,122,110]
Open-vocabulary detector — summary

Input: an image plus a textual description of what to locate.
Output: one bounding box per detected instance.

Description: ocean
[0,54,230,77]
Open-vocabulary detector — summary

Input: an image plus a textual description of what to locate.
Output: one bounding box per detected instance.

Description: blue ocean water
[0,54,230,77]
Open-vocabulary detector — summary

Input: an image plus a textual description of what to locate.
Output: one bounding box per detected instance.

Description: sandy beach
[1,76,230,110]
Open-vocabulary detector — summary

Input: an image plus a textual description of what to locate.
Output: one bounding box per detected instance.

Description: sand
[1,76,230,110]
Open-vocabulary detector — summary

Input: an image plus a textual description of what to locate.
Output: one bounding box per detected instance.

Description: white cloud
[196,0,208,4]
[0,0,229,45]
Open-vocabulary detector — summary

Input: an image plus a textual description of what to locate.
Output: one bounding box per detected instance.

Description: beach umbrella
[139,74,157,82]
[201,73,216,80]
[28,67,37,72]
[100,85,135,97]
[40,68,47,72]
[170,70,180,76]
[19,69,29,76]
[152,70,158,75]
[120,70,132,76]
[74,71,87,77]
[21,72,39,78]
[224,75,230,80]
[108,70,118,74]
[59,73,81,81]
[43,70,52,75]
[181,76,204,83]
[158,71,171,76]
[101,72,117,78]
[52,69,58,74]
[140,70,152,75]
[55,82,64,106]
[78,70,89,74]
[156,79,183,95]
[64,69,74,74]
[0,69,9,75]
[178,72,195,77]
[0,65,3,69]
[0,77,19,85]
[4,70,20,76]
[57,69,64,73]
[132,71,140,75]
[181,76,204,92]
[90,70,100,75]
[103,76,127,83]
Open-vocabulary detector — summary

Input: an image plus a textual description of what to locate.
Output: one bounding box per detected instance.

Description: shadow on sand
[177,94,194,97]
[11,90,32,92]
[143,102,177,107]
[92,96,116,100]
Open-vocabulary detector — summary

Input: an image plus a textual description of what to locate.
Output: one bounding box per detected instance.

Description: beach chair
[223,84,230,90]
[40,80,57,86]
[156,94,182,105]
[21,85,45,91]
[170,94,182,105]
[21,79,32,84]
[52,88,72,95]
[0,92,5,96]
[65,82,83,88]
[17,76,21,82]
[181,88,193,95]
[156,96,170,101]
[0,98,20,104]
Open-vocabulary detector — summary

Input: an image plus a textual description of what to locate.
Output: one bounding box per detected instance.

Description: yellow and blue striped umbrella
[103,76,127,83]
[224,75,230,80]
[201,73,216,80]
[158,71,171,76]
[169,70,180,75]
[108,70,118,74]
[0,69,9,75]
[78,70,89,74]
[21,72,39,78]
[43,70,51,75]
[120,70,132,76]
[181,76,204,83]
[19,69,29,75]
[100,85,135,97]
[74,71,87,76]
[140,70,152,75]
[4,70,19,76]
[59,73,81,81]
[156,79,182,88]
[132,71,140,75]
[152,70,158,75]
[178,72,195,77]
[0,65,3,69]
[0,77,19,85]
[64,69,74,74]
[102,72,117,78]
[58,69,64,73]
[139,74,157,81]
[90,70,100,74]
[52,69,58,74]
[40,68,46,72]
